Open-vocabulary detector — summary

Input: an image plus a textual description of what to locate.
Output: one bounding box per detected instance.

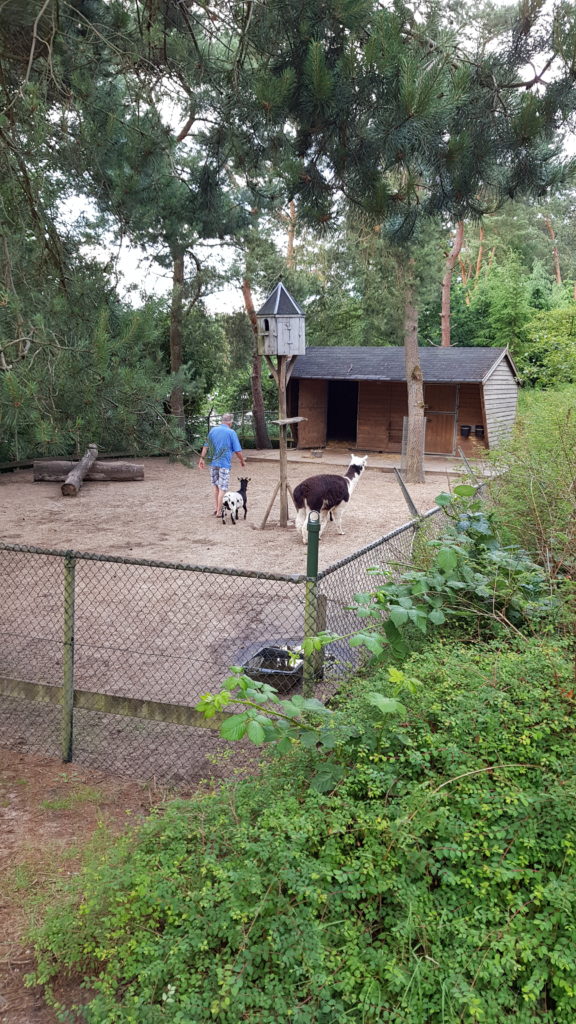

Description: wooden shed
[287,346,519,456]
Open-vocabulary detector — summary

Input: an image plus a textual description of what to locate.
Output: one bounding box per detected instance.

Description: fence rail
[0,505,447,785]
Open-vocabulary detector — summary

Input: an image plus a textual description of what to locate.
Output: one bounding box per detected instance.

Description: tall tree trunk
[169,250,185,430]
[402,260,426,484]
[544,217,562,285]
[241,277,272,449]
[440,220,464,347]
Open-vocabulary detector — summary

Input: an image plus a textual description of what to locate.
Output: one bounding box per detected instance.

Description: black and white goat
[293,455,368,543]
[221,477,250,525]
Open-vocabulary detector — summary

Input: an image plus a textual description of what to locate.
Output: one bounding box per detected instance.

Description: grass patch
[40,786,107,812]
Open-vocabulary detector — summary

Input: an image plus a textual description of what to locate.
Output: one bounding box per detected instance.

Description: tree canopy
[0,0,575,462]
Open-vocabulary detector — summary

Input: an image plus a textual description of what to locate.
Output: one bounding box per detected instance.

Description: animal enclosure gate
[0,507,445,785]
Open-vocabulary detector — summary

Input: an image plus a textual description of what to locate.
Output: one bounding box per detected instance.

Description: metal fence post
[303,512,320,696]
[61,553,76,762]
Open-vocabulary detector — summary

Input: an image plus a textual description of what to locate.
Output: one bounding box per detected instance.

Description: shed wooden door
[426,414,456,454]
[425,385,457,454]
[297,380,327,447]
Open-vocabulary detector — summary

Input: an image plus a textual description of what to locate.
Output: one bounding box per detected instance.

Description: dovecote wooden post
[256,283,306,528]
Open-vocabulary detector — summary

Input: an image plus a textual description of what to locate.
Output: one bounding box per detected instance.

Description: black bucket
[460,425,471,439]
[242,646,303,695]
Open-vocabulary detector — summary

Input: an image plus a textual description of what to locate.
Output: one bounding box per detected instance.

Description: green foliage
[206,367,276,426]
[196,664,411,793]
[446,197,576,352]
[488,387,576,576]
[28,637,576,1023]
[454,252,532,352]
[0,306,190,460]
[196,666,333,756]
[327,486,557,661]
[515,306,576,388]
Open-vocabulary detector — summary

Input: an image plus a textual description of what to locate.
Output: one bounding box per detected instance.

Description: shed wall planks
[357,382,389,450]
[386,383,409,452]
[483,360,518,446]
[293,357,515,455]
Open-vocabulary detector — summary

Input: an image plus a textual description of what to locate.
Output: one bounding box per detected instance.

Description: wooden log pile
[33,445,145,496]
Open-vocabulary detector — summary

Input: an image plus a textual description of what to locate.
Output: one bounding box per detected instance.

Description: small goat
[221,477,250,525]
[293,455,368,544]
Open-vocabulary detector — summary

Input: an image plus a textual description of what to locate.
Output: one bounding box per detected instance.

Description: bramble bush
[352,485,557,658]
[28,637,576,1023]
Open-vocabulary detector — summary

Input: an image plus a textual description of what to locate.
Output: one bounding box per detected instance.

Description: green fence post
[303,512,320,696]
[61,553,76,762]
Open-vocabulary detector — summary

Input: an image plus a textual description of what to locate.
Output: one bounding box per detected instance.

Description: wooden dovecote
[256,282,306,357]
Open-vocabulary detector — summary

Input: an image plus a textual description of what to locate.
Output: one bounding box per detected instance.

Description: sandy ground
[0,455,451,788]
[0,455,450,573]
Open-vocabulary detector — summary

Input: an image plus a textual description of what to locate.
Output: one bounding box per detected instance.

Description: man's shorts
[210,466,230,491]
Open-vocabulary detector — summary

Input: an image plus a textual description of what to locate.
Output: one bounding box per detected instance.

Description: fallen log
[34,460,145,483]
[61,445,98,497]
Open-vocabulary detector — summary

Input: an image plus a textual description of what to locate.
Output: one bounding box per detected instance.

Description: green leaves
[388,604,410,627]
[220,714,251,742]
[29,635,576,1024]
[302,631,339,656]
[309,764,345,793]
[304,42,334,105]
[195,671,333,754]
[310,489,558,667]
[436,546,458,573]
[349,630,384,655]
[246,720,266,744]
[428,607,446,625]
[365,692,406,716]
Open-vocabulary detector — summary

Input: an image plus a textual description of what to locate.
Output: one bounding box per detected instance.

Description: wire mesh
[317,506,449,681]
[0,506,447,785]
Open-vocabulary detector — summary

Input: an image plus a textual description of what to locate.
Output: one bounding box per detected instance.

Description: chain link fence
[317,505,450,678]
[0,505,449,786]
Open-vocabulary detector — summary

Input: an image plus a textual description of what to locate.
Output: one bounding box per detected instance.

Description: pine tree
[221,0,576,478]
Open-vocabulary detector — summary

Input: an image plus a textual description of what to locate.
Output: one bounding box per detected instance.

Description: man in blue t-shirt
[198,413,246,517]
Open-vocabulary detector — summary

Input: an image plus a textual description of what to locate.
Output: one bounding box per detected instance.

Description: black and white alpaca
[221,477,250,525]
[293,455,368,543]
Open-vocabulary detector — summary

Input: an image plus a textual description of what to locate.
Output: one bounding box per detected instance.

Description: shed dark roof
[291,346,517,384]
[256,282,305,317]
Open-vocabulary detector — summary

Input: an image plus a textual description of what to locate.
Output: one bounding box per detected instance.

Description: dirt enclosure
[0,455,450,705]
[0,455,451,783]
[0,454,449,572]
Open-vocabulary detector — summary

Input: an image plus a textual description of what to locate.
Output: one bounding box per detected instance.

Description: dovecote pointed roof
[256,282,305,317]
